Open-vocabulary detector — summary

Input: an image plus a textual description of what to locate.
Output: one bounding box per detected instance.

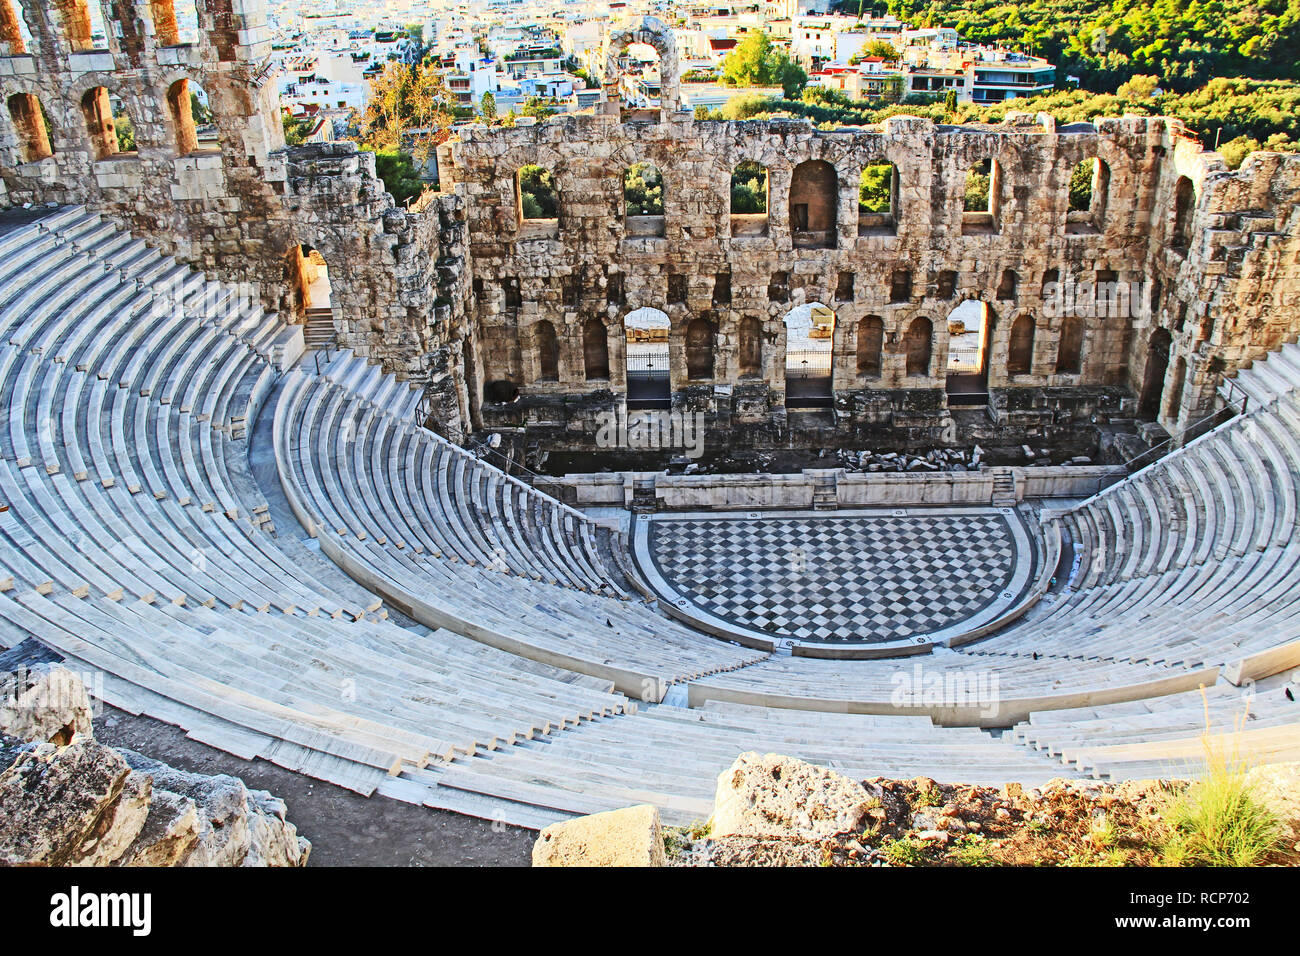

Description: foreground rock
[711,751,878,841]
[0,665,310,867]
[533,804,665,867]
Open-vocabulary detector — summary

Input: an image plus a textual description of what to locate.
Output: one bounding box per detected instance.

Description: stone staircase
[811,472,837,511]
[990,468,1017,507]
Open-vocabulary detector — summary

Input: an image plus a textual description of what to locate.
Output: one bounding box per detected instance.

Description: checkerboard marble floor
[643,509,1030,644]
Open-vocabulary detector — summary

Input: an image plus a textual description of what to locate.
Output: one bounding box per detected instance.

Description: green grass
[881,836,928,866]
[1157,695,1286,867]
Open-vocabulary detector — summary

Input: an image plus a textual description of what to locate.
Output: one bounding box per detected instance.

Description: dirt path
[92,707,535,867]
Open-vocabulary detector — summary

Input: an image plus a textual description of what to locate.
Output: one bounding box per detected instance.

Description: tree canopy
[721,31,809,99]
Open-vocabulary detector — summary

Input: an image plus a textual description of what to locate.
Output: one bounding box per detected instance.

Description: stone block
[532,804,666,867]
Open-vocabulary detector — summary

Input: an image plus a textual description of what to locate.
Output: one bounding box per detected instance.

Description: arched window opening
[1066,157,1109,233]
[625,307,670,409]
[784,303,835,407]
[685,317,714,380]
[858,161,896,235]
[1056,316,1084,374]
[615,40,663,117]
[535,320,559,382]
[582,318,609,381]
[624,161,664,237]
[7,91,52,161]
[151,0,199,46]
[286,244,333,345]
[1007,313,1035,376]
[905,316,934,378]
[61,0,109,52]
[166,78,216,155]
[961,158,1001,235]
[945,300,994,404]
[730,160,768,237]
[0,0,33,55]
[856,315,883,378]
[1138,327,1172,419]
[517,164,557,230]
[790,159,837,249]
[1171,176,1195,249]
[997,269,1018,301]
[738,316,763,378]
[82,87,137,159]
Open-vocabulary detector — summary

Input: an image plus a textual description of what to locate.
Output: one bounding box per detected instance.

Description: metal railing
[1102,394,1250,488]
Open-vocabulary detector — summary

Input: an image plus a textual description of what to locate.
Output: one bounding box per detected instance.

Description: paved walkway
[637,508,1034,645]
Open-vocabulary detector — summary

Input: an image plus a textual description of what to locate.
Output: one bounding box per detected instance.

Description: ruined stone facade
[3,7,1299,454]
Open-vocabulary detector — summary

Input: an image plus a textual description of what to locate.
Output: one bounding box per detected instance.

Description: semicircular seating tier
[0,206,1296,829]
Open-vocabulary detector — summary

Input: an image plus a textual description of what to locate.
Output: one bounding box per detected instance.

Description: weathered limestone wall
[446,102,1300,442]
[540,464,1118,510]
[0,0,473,435]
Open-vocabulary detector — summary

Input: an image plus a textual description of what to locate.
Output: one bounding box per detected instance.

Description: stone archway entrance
[1139,327,1172,419]
[784,303,835,408]
[945,300,993,405]
[625,307,670,409]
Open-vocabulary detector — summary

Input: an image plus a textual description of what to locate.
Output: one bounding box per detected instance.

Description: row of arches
[5,78,214,163]
[507,156,1127,245]
[515,302,1089,406]
[0,0,199,56]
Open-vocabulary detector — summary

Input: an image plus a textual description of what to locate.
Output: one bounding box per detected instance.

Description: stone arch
[6,91,52,161]
[685,316,714,380]
[904,316,933,377]
[625,307,670,408]
[602,16,680,114]
[1056,315,1085,374]
[789,159,837,249]
[55,0,108,52]
[738,315,763,377]
[534,320,560,382]
[166,77,201,154]
[784,303,835,407]
[1139,327,1172,419]
[1171,176,1195,249]
[151,0,199,46]
[856,315,884,378]
[0,0,32,55]
[1007,313,1035,375]
[285,243,333,343]
[583,317,610,381]
[81,86,136,159]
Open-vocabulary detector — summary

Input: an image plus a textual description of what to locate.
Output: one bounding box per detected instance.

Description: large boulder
[0,664,94,745]
[0,667,310,867]
[118,750,311,868]
[0,735,151,866]
[710,752,877,841]
[533,804,665,867]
